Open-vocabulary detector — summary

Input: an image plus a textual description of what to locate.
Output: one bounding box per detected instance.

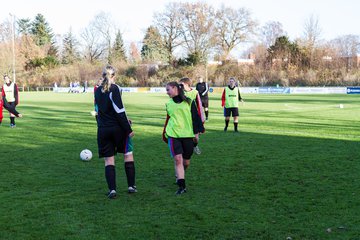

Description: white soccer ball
[80,149,92,161]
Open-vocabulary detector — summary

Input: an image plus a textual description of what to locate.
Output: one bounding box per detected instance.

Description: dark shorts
[224,107,239,117]
[5,101,17,116]
[200,96,209,108]
[168,137,194,159]
[97,126,133,158]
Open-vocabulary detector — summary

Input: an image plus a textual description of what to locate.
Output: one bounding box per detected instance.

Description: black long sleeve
[14,83,19,105]
[238,88,242,101]
[191,101,205,134]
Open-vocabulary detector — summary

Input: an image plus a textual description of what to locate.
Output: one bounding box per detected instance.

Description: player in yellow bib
[221,77,244,132]
[162,81,204,195]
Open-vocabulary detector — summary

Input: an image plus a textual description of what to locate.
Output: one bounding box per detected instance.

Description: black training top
[95,83,132,134]
[195,82,209,98]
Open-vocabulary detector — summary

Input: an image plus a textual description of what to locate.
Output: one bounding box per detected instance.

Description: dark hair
[101,65,115,93]
[167,81,191,104]
[179,77,192,85]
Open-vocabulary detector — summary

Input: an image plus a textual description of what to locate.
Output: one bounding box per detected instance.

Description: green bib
[184,89,198,101]
[225,87,239,108]
[165,99,194,138]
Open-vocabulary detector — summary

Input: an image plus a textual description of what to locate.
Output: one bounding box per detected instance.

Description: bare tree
[80,25,106,63]
[214,5,257,60]
[91,12,116,63]
[0,20,13,73]
[153,2,183,65]
[0,19,12,43]
[303,14,322,48]
[179,2,216,63]
[261,21,285,47]
[330,34,360,69]
[300,15,322,69]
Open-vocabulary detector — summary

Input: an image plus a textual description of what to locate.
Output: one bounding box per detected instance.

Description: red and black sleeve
[221,89,226,107]
[14,83,19,105]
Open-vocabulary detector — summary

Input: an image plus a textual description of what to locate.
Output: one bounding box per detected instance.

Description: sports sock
[177,179,186,189]
[234,122,238,131]
[205,110,209,119]
[125,161,136,187]
[105,165,116,191]
[224,120,229,129]
[10,117,15,125]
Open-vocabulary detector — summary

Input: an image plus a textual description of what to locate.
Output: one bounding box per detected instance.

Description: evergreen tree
[111,30,127,62]
[268,36,303,69]
[141,26,167,63]
[62,28,79,64]
[31,14,53,46]
[31,14,58,57]
[17,18,32,35]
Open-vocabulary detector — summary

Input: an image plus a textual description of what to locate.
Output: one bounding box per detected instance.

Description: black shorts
[6,101,17,116]
[97,126,133,158]
[224,107,239,117]
[168,137,194,160]
[200,96,209,108]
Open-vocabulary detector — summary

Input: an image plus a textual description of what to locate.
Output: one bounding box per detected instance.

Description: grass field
[1,91,360,239]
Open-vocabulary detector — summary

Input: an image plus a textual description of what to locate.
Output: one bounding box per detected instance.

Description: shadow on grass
[1,105,360,239]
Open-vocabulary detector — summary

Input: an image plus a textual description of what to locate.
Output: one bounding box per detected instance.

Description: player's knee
[174,155,183,165]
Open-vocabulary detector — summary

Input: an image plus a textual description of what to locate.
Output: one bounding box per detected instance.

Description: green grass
[1,92,359,239]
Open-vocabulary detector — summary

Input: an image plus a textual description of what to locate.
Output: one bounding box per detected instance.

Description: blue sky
[3,0,359,44]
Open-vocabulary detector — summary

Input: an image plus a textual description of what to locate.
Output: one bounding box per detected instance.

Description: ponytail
[101,65,115,93]
[167,81,191,104]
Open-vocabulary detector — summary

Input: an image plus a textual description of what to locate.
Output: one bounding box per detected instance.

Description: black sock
[234,122,238,131]
[225,120,229,129]
[177,179,186,189]
[194,142,198,148]
[105,165,116,191]
[125,161,136,187]
[205,110,209,119]
[10,117,15,125]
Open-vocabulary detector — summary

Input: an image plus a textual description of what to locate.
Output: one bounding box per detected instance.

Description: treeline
[0,2,359,87]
